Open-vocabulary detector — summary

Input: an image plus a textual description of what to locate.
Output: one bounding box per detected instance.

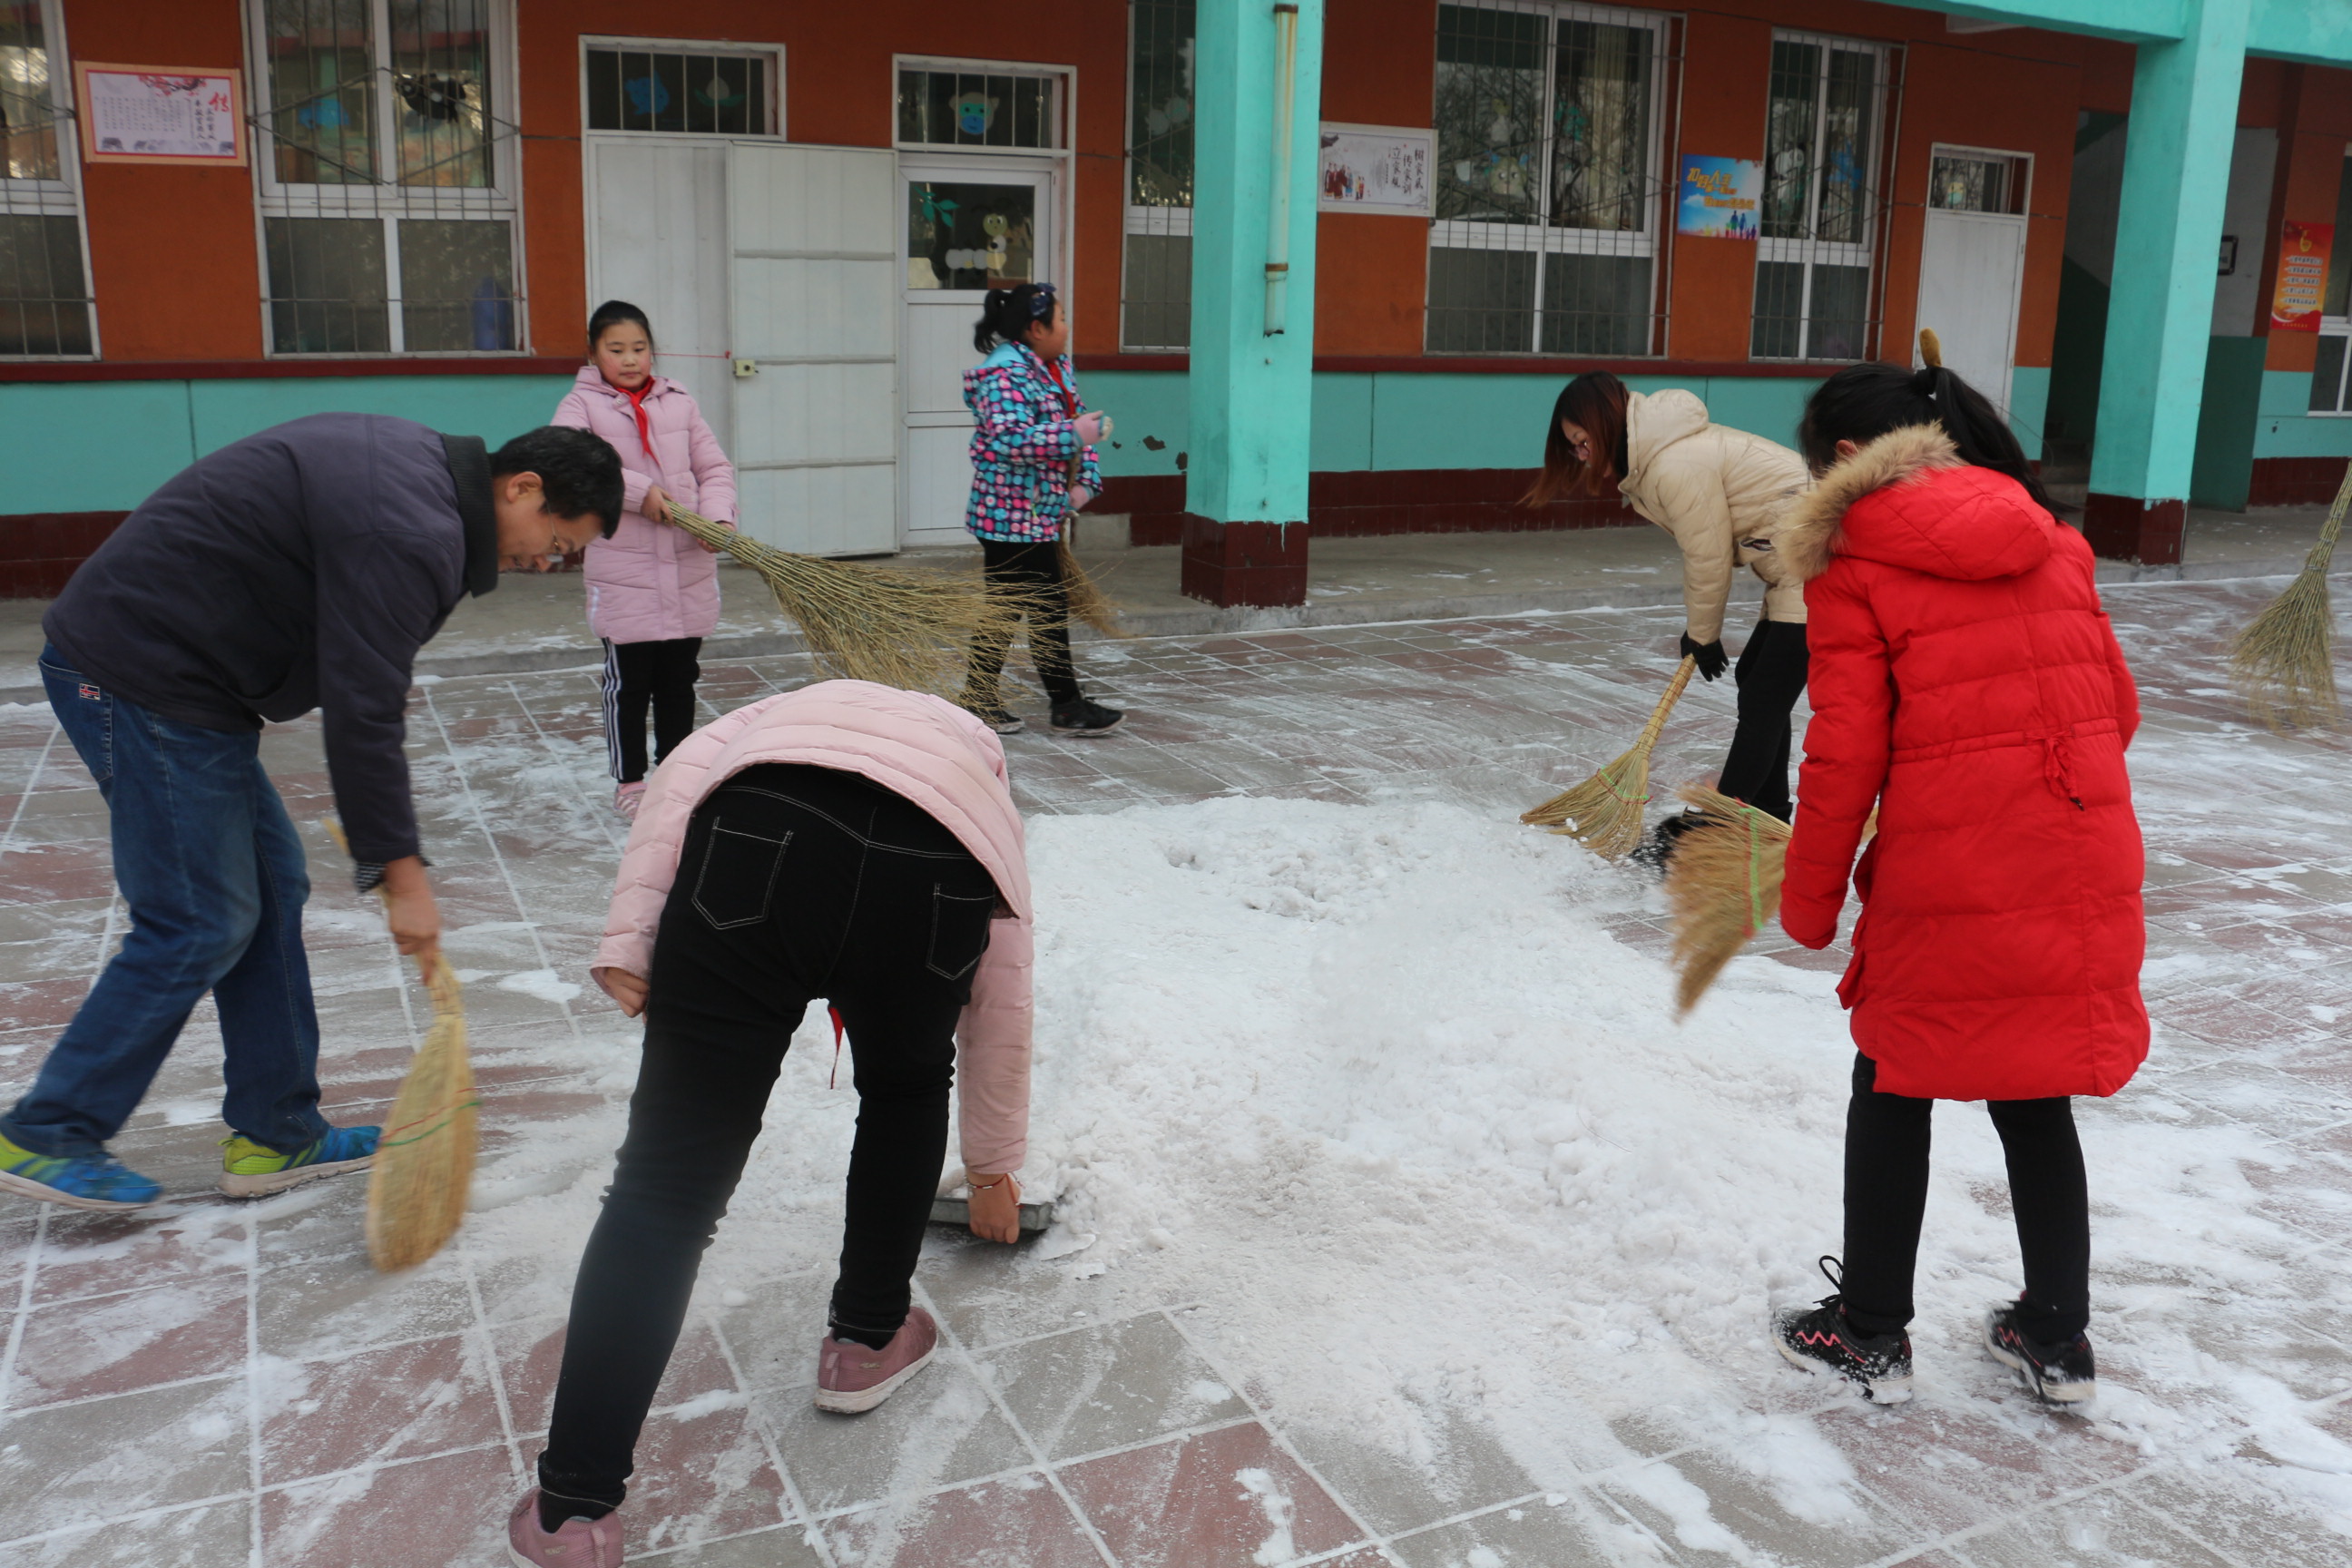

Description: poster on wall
[2271,219,2334,332]
[1318,123,1434,217]
[75,64,246,166]
[1677,156,1761,239]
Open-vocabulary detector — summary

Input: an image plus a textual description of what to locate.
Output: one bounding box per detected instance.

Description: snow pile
[449,792,2352,1535]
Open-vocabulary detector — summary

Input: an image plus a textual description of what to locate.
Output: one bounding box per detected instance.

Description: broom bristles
[2230,465,2347,730]
[1663,783,1792,1016]
[668,507,1030,694]
[323,821,478,1272]
[1522,656,1698,858]
[365,956,477,1271]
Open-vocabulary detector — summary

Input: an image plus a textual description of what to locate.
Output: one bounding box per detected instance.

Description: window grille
[248,0,521,355]
[1122,0,1193,351]
[1928,148,2025,216]
[0,0,93,356]
[1750,30,1895,363]
[897,66,1056,151]
[2308,152,2352,416]
[1426,1,1668,357]
[585,46,772,136]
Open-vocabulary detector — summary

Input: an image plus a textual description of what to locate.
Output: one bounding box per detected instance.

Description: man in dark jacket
[0,415,622,1212]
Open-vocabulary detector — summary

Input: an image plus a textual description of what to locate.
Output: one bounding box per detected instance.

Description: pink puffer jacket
[552,368,739,644]
[594,681,1035,1174]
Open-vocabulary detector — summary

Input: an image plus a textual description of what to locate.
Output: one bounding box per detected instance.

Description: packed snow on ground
[452,793,2352,1548]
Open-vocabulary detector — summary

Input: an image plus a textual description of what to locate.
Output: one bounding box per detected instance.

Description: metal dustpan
[927,1163,1055,1233]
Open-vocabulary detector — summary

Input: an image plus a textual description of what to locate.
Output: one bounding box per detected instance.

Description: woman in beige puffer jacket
[1526,372,1812,838]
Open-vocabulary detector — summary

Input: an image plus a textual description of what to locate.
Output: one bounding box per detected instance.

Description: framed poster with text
[1317,123,1434,218]
[76,64,246,167]
[2271,220,2334,333]
[1678,157,1761,239]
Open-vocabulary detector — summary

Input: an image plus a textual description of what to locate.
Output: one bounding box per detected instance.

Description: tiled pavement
[2,579,2350,1565]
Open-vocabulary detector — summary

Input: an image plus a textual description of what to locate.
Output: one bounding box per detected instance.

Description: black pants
[1716,619,1808,822]
[603,636,702,783]
[536,765,1000,1515]
[1839,1053,2091,1343]
[965,537,1081,709]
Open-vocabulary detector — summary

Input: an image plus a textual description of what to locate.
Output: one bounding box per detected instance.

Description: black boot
[1772,1257,1914,1404]
[1984,1301,2097,1406]
[1050,698,1125,736]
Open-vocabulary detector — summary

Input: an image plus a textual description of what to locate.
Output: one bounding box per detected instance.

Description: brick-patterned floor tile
[493,1312,739,1436]
[260,1444,516,1568]
[8,1272,248,1406]
[1058,1421,1366,1568]
[260,1333,505,1485]
[818,1474,1102,1568]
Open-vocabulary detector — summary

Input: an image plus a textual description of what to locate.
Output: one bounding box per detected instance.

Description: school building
[3,0,2349,603]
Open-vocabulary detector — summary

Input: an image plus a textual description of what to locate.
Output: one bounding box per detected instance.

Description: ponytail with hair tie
[1796,328,2061,514]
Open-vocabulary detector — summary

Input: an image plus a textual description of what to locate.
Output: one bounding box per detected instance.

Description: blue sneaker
[0,1127,162,1210]
[219,1124,379,1198]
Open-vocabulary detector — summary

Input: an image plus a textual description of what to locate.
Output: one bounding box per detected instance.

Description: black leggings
[965,537,1081,708]
[1716,619,1808,821]
[1839,1053,2091,1343]
[535,764,1000,1516]
[603,636,702,783]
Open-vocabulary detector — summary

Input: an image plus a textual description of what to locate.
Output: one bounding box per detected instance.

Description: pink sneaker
[507,1491,622,1567]
[613,782,646,820]
[815,1306,938,1413]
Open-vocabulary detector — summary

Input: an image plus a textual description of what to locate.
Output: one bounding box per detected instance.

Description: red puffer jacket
[1777,426,2147,1102]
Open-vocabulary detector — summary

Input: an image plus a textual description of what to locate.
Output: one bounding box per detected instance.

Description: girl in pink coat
[504,681,1035,1567]
[553,301,739,818]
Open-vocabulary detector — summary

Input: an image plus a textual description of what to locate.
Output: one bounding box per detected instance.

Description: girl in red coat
[1767,362,2146,1408]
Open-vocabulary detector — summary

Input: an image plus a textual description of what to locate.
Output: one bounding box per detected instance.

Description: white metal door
[1916,210,2027,416]
[584,137,733,452]
[729,142,900,555]
[900,158,1055,550]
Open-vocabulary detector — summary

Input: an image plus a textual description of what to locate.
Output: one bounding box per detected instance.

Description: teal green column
[1181,0,1324,607]
[2084,0,2249,564]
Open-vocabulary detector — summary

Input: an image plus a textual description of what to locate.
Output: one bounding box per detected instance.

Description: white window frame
[577,35,785,142]
[893,54,1070,156]
[1121,0,1195,352]
[2310,149,2352,416]
[0,0,98,358]
[244,0,525,357]
[1751,27,1894,363]
[1925,142,2032,216]
[1424,0,1673,357]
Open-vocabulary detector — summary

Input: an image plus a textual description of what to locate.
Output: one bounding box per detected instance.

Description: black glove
[1680,632,1728,681]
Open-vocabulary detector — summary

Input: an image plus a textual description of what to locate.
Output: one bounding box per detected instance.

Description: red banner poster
[2271,220,2334,332]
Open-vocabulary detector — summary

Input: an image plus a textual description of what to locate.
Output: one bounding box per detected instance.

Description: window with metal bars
[248,0,521,355]
[1122,0,1193,351]
[897,66,1054,150]
[1749,31,1892,363]
[0,0,93,356]
[1426,1,1665,356]
[584,45,773,136]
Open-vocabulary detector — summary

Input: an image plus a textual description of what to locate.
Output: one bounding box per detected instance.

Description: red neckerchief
[615,377,656,456]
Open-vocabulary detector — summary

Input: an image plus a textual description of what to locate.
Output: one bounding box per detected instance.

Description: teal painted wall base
[2253,368,2352,459]
[8,375,576,514]
[1092,369,1827,483]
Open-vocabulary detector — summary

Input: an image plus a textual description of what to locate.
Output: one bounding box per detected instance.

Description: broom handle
[1634,656,1700,751]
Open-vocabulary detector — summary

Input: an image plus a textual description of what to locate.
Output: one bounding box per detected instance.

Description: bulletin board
[76,64,247,167]
[1318,123,1434,218]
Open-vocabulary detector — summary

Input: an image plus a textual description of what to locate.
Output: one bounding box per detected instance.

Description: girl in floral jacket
[957,281,1123,737]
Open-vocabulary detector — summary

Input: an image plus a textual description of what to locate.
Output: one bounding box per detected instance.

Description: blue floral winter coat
[963,343,1102,544]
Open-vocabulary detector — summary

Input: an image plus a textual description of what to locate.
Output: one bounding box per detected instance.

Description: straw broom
[665,506,1027,694]
[2229,460,2347,730]
[1662,782,1792,1016]
[1522,655,1698,857]
[326,822,477,1272]
[1058,516,1130,638]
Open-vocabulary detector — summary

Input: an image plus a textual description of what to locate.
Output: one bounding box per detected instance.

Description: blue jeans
[0,647,328,1157]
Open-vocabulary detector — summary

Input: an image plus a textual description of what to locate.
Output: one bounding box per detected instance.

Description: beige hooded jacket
[1616,389,1812,643]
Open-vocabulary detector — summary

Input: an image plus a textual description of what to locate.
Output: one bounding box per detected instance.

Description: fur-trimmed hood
[1779,424,2054,584]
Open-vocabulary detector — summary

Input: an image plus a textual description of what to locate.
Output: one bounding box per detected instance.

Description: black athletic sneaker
[961,703,1024,736]
[1628,810,1706,874]
[1772,1257,1915,1404]
[1984,1302,2097,1406]
[1050,699,1125,737]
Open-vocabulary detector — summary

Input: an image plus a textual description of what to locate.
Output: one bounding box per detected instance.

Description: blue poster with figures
[1678,156,1761,239]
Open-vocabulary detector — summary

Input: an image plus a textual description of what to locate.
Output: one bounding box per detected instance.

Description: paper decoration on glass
[76,64,245,166]
[1677,156,1761,240]
[2271,220,2333,333]
[1317,123,1434,217]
